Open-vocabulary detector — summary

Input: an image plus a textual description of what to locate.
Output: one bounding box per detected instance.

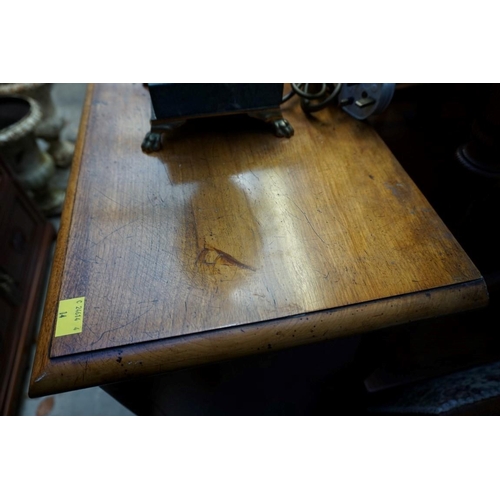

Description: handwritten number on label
[55,297,86,337]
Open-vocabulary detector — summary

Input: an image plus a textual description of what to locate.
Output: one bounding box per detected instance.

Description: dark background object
[142,83,293,152]
[0,157,55,415]
[148,83,285,120]
[361,84,500,414]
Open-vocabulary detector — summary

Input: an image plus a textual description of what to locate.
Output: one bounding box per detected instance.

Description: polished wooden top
[29,83,487,396]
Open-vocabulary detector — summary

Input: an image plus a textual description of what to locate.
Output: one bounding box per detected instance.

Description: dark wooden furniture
[0,157,55,415]
[29,84,489,413]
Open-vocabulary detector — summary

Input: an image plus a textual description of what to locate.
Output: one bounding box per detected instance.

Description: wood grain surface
[29,83,488,397]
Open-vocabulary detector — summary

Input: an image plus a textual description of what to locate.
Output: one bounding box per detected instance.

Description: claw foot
[248,110,294,139]
[272,118,294,138]
[141,131,162,153]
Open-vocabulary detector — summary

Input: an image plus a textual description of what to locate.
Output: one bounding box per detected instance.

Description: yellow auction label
[55,297,85,337]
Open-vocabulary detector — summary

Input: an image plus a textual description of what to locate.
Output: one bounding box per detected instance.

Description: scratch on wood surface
[89,218,140,247]
[93,188,126,208]
[90,305,156,347]
[34,372,48,383]
[196,243,256,272]
[283,194,329,246]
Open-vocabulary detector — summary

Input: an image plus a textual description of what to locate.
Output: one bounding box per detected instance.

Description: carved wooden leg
[248,108,294,138]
